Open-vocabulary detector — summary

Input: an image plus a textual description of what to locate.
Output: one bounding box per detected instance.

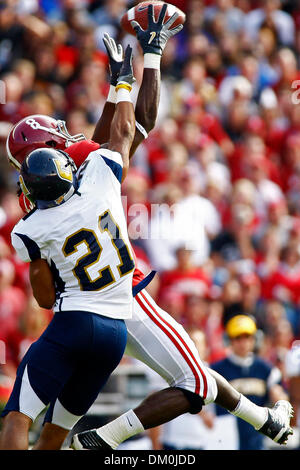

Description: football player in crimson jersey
[7,6,293,451]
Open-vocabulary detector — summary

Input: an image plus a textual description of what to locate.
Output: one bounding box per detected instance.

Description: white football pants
[125,290,217,405]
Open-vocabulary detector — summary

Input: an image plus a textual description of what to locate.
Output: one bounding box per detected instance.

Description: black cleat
[71,429,113,450]
[258,400,294,445]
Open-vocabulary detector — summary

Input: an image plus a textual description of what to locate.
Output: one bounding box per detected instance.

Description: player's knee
[175,388,205,414]
[175,366,218,408]
[45,399,83,430]
[203,369,218,405]
[2,411,32,432]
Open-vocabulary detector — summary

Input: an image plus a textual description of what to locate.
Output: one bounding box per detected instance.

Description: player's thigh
[45,315,127,429]
[1,334,75,422]
[59,315,127,414]
[126,290,217,403]
[1,310,107,422]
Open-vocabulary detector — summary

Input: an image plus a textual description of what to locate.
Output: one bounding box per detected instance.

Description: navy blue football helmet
[19,148,78,209]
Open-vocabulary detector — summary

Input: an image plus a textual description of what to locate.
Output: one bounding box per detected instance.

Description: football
[121,1,186,36]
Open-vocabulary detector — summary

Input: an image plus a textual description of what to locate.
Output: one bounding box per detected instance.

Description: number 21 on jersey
[62,209,134,291]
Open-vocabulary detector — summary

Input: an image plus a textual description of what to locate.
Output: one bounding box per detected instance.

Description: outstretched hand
[103,32,124,86]
[117,44,136,88]
[131,4,183,56]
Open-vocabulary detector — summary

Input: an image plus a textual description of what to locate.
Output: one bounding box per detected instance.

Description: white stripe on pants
[125,290,217,404]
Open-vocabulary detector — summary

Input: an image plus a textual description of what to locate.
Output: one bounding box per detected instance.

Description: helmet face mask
[56,119,86,144]
[6,115,86,170]
[20,148,78,209]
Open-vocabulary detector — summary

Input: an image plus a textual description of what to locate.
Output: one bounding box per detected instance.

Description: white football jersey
[11,148,135,319]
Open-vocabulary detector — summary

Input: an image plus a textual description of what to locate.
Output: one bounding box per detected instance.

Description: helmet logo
[25,118,42,130]
[54,158,73,182]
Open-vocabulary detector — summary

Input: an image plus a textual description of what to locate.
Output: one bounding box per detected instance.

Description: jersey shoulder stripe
[14,232,41,261]
[97,148,123,183]
[97,148,123,167]
[80,148,123,185]
[101,156,122,183]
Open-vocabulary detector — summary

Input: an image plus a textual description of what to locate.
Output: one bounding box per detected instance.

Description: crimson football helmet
[6,114,86,170]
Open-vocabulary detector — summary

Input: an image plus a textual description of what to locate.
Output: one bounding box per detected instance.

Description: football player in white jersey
[5,5,293,450]
[0,45,137,450]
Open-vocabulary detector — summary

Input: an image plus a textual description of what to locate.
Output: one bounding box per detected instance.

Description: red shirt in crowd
[159,266,212,300]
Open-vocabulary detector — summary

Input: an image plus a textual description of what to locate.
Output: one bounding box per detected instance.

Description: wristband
[144,53,161,70]
[116,82,132,92]
[107,85,117,104]
[116,88,132,104]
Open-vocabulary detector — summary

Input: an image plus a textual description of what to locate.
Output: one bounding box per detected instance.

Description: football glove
[131,3,183,56]
[102,33,123,86]
[117,44,136,89]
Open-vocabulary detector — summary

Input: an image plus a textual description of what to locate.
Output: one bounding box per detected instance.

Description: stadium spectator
[245,0,295,47]
[0,257,27,340]
[204,0,245,35]
[210,314,289,450]
[158,246,212,301]
[145,164,221,271]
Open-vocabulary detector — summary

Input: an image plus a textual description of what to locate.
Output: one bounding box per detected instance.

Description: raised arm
[92,33,123,146]
[108,45,136,182]
[129,4,182,155]
[92,4,183,158]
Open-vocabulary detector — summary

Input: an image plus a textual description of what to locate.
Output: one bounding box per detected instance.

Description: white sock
[231,394,268,430]
[96,410,144,449]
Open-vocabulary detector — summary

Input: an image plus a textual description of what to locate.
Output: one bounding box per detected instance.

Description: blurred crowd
[1,0,300,421]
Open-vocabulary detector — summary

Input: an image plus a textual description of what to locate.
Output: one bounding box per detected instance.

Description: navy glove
[117,44,136,89]
[131,4,183,56]
[103,33,124,86]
